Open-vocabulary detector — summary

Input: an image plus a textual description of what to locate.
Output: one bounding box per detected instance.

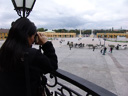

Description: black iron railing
[45,69,117,96]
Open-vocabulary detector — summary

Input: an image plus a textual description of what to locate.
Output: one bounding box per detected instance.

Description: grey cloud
[35,16,87,29]
[0,0,128,29]
[84,18,128,29]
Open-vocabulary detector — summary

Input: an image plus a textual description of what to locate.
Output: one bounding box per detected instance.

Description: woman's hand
[37,32,48,45]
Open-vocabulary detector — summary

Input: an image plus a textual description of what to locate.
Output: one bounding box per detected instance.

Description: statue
[90,29,94,38]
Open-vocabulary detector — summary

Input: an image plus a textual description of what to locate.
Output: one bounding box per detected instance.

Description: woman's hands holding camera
[37,32,48,45]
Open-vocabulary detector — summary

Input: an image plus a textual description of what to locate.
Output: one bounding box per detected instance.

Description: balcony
[44,69,117,96]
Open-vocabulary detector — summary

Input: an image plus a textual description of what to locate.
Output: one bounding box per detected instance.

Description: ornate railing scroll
[45,69,117,96]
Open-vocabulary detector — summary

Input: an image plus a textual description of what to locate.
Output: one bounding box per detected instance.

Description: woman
[0,18,58,96]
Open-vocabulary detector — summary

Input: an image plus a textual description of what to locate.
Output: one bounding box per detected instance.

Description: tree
[37,28,45,32]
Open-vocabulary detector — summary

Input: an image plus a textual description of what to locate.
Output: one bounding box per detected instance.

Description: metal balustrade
[45,69,117,96]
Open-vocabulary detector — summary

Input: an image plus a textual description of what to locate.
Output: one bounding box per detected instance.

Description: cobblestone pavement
[0,38,128,96]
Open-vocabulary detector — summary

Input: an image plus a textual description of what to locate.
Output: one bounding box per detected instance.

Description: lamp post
[11,0,36,18]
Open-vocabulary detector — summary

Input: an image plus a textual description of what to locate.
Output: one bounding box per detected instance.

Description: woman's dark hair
[0,18,37,71]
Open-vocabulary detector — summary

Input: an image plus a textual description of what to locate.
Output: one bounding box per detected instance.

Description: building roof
[0,29,9,33]
[45,30,55,33]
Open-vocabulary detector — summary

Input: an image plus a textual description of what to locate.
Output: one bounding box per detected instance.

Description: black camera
[34,34,39,44]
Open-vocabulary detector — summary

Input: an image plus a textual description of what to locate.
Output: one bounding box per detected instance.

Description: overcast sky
[0,0,128,30]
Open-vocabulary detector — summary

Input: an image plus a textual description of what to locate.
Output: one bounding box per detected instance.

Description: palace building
[39,30,76,38]
[0,29,76,40]
[97,32,128,38]
[0,29,8,40]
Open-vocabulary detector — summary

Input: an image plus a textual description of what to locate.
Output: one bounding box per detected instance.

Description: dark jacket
[0,41,58,96]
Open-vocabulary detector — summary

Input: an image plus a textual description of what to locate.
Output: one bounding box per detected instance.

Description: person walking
[103,47,107,55]
[0,18,58,96]
[110,47,113,53]
[59,40,62,47]
[93,46,95,51]
[67,41,70,45]
[116,44,119,50]
[69,42,73,50]
[100,47,103,53]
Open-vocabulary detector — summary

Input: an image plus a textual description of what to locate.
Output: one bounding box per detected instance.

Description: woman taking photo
[0,18,58,96]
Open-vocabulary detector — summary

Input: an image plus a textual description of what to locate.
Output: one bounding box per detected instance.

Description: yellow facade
[0,30,76,40]
[39,32,76,38]
[0,32,8,40]
[97,33,128,38]
[0,29,9,40]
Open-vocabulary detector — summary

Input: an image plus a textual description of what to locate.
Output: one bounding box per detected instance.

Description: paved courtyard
[52,37,128,96]
[0,37,128,96]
